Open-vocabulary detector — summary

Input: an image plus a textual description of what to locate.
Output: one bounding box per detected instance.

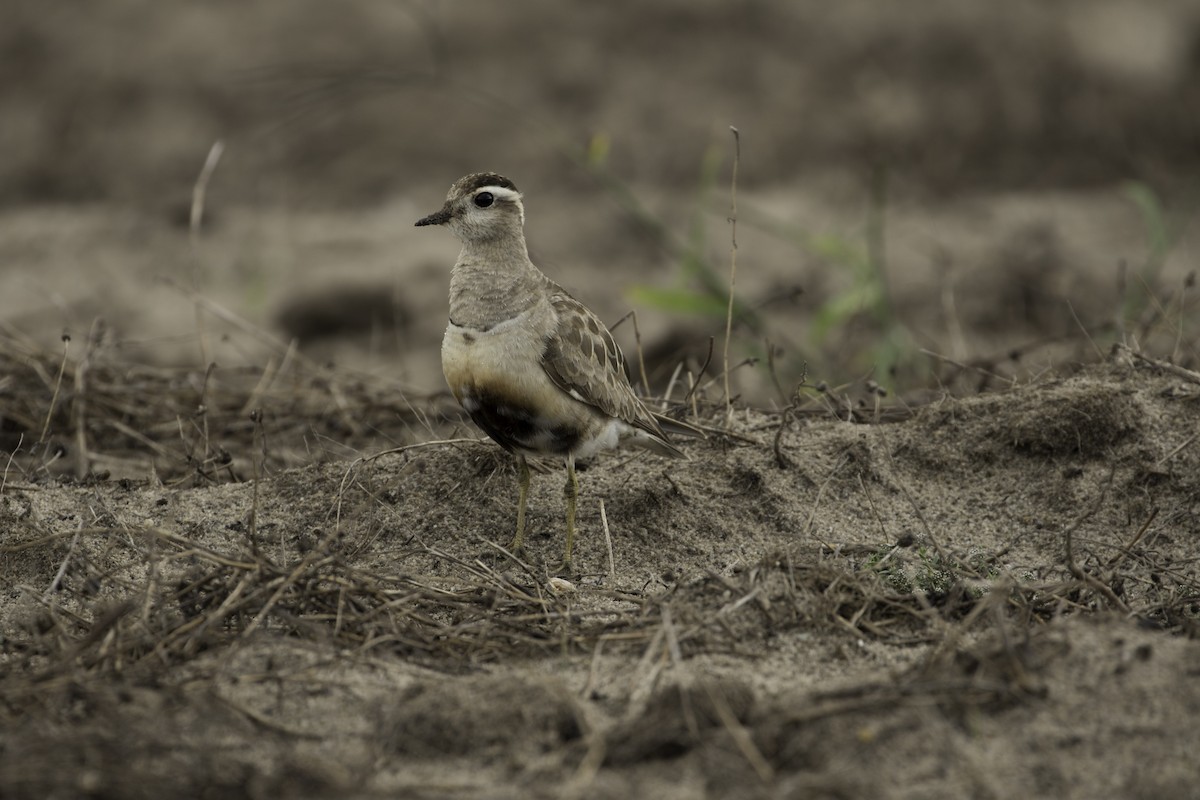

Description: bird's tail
[653,413,707,441]
[629,412,706,459]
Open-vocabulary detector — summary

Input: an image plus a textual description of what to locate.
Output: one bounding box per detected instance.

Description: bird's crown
[449,172,519,198]
[416,171,525,236]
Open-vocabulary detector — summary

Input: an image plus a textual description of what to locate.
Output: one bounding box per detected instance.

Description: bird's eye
[473,192,494,208]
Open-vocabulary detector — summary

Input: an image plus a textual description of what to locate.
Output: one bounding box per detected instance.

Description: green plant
[1122,182,1173,326]
[744,167,911,386]
[582,142,914,391]
[1120,181,1199,349]
[593,142,758,325]
[865,545,1000,599]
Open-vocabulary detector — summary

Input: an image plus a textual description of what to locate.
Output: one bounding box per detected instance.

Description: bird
[415,172,694,574]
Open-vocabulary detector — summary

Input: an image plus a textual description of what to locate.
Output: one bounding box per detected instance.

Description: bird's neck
[448,239,546,331]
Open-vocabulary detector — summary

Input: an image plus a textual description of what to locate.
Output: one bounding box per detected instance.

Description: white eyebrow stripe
[475,186,523,202]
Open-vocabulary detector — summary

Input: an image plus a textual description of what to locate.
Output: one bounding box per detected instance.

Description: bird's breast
[441,316,607,456]
[442,313,545,399]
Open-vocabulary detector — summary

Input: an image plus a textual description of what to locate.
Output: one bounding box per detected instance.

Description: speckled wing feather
[541,288,668,440]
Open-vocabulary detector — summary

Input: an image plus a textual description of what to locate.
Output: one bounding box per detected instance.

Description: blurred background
[3,0,1199,404]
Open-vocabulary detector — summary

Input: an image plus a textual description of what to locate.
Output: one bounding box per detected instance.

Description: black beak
[415,206,452,227]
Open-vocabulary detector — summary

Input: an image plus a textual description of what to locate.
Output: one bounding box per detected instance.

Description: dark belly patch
[462,388,584,455]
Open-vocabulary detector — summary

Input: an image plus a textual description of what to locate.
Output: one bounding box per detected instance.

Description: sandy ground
[3,2,1200,798]
[3,357,1200,798]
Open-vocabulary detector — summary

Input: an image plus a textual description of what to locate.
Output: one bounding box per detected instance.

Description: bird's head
[415,172,524,243]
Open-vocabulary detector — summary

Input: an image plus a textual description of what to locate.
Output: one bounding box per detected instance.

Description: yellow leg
[509,454,531,556]
[558,455,579,575]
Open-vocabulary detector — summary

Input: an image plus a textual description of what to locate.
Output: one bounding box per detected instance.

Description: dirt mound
[3,351,1198,798]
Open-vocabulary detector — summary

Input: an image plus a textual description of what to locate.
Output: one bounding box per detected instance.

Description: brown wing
[541,289,668,440]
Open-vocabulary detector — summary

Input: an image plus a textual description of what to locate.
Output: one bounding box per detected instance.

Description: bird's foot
[499,537,530,566]
[550,557,577,578]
